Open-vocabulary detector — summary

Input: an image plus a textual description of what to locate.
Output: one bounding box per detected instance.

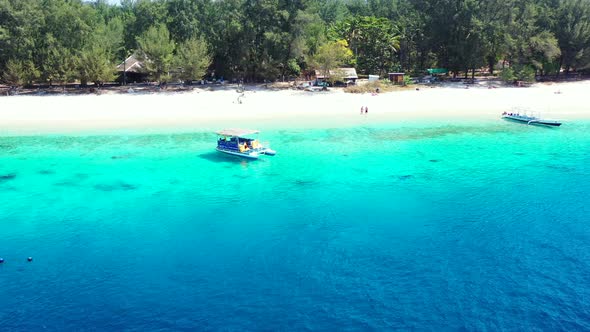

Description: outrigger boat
[502,109,562,127]
[216,128,276,160]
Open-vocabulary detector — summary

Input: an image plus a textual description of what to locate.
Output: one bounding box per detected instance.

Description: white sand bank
[1,81,589,135]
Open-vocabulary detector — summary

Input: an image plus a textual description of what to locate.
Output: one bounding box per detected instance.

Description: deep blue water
[1,120,590,330]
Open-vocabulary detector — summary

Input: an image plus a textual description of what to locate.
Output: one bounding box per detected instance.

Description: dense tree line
[1,0,589,86]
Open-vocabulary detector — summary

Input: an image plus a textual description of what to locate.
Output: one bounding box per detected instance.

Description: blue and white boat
[502,110,562,127]
[216,129,276,160]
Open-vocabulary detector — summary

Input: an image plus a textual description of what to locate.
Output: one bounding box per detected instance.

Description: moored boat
[216,129,276,159]
[501,111,562,127]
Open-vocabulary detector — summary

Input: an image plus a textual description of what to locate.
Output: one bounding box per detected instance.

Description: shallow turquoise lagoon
[1,120,590,330]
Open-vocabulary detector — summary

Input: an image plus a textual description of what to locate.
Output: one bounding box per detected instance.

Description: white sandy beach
[1,81,589,135]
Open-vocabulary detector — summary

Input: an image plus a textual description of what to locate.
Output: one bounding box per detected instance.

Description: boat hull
[502,116,562,127]
[533,121,561,127]
[216,148,259,159]
[262,148,276,156]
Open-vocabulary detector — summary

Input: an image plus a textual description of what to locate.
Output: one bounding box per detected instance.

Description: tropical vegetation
[1,0,589,87]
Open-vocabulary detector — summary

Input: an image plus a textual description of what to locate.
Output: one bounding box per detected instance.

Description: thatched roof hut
[116,54,149,83]
[116,54,146,73]
[314,67,358,81]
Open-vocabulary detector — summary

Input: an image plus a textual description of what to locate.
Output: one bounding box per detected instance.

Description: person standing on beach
[365,106,368,114]
[360,106,364,114]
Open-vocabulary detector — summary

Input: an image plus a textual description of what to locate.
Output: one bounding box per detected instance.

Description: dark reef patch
[111,154,133,160]
[54,180,80,187]
[545,164,575,172]
[94,182,138,192]
[353,168,369,174]
[429,159,440,163]
[0,173,17,182]
[53,174,90,187]
[294,179,315,187]
[39,170,56,175]
[398,175,414,181]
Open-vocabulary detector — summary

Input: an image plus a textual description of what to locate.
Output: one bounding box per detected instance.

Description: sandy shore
[1,81,589,135]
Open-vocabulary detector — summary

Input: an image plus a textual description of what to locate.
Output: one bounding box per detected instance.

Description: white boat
[216,129,276,160]
[502,109,562,127]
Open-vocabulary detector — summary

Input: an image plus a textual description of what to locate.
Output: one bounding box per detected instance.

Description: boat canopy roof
[216,128,260,137]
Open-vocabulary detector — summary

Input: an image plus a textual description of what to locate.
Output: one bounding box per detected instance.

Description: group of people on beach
[360,106,369,114]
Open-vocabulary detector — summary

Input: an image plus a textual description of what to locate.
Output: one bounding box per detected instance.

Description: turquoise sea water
[1,120,590,330]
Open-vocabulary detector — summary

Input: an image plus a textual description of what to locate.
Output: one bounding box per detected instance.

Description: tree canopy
[1,0,589,86]
[137,23,176,82]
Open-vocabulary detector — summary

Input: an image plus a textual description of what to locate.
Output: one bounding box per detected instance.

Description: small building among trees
[388,72,405,84]
[314,67,358,86]
[116,54,149,84]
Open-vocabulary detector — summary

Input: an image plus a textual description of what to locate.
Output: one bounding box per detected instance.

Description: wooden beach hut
[314,67,358,86]
[388,72,405,84]
[116,54,149,84]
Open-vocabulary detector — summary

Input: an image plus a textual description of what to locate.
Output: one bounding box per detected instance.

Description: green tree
[394,0,430,73]
[554,0,590,74]
[500,67,516,82]
[305,0,349,25]
[293,10,327,58]
[414,0,486,77]
[0,0,45,81]
[1,0,586,85]
[285,58,301,77]
[137,24,175,83]
[77,46,116,86]
[203,0,247,80]
[478,0,513,74]
[332,16,400,75]
[76,17,124,86]
[174,36,211,83]
[127,0,168,49]
[2,59,23,87]
[44,42,76,86]
[35,0,100,85]
[166,0,213,44]
[2,59,38,86]
[506,1,561,76]
[309,39,353,80]
[100,17,125,59]
[241,0,293,81]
